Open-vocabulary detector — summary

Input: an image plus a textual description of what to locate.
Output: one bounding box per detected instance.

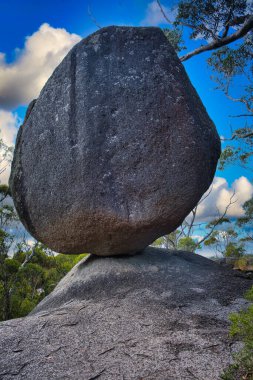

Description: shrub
[221,286,253,380]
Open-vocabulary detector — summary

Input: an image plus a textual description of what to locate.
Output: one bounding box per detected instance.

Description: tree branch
[229,114,253,118]
[221,130,253,141]
[157,0,172,23]
[184,186,213,238]
[178,224,187,238]
[224,90,253,113]
[20,242,38,268]
[229,14,252,27]
[165,236,176,249]
[187,207,197,237]
[220,6,235,38]
[9,242,38,295]
[156,0,218,40]
[233,131,253,139]
[220,14,251,39]
[87,5,102,29]
[180,15,253,62]
[197,192,236,246]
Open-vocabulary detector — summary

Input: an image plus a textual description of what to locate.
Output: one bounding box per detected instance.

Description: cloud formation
[0,110,19,146]
[142,1,177,26]
[196,176,253,221]
[0,110,19,184]
[0,23,81,109]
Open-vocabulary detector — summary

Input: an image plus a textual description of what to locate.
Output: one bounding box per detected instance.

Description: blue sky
[0,0,252,254]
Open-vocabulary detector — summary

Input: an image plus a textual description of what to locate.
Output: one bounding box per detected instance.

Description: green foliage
[207,217,231,228]
[0,185,10,200]
[234,256,248,270]
[237,197,253,226]
[0,133,87,321]
[233,255,253,271]
[152,230,182,249]
[0,229,14,257]
[224,242,245,257]
[204,230,219,246]
[164,0,252,170]
[244,198,253,219]
[219,140,253,171]
[0,244,87,321]
[245,287,253,302]
[208,33,253,169]
[208,36,253,79]
[222,286,253,380]
[203,219,248,258]
[0,137,13,176]
[219,146,241,170]
[177,236,197,252]
[236,197,253,242]
[176,0,249,40]
[153,231,198,252]
[163,28,186,52]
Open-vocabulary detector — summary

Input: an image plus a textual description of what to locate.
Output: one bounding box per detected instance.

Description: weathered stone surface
[0,248,252,380]
[10,26,220,255]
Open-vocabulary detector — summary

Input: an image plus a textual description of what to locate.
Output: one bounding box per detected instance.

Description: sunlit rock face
[0,248,250,379]
[9,26,220,256]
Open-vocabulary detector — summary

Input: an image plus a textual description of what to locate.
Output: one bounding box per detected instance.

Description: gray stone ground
[0,247,252,380]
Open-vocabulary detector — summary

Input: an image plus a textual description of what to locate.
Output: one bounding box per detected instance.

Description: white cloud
[0,110,19,184]
[142,1,178,26]
[0,168,11,186]
[195,176,253,221]
[0,110,19,146]
[0,23,81,108]
[220,135,225,144]
[191,235,204,242]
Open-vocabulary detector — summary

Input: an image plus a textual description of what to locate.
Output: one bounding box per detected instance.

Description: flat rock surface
[10,26,220,255]
[0,247,252,380]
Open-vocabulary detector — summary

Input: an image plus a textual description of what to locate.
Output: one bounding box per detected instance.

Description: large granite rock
[10,26,220,255]
[0,248,252,380]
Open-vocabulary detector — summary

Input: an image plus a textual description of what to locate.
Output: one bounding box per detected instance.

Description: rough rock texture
[10,26,220,255]
[0,247,252,380]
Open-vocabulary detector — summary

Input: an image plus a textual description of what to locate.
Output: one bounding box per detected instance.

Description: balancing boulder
[9,26,220,256]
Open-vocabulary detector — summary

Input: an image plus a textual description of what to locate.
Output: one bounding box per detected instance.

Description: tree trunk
[3,283,11,320]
